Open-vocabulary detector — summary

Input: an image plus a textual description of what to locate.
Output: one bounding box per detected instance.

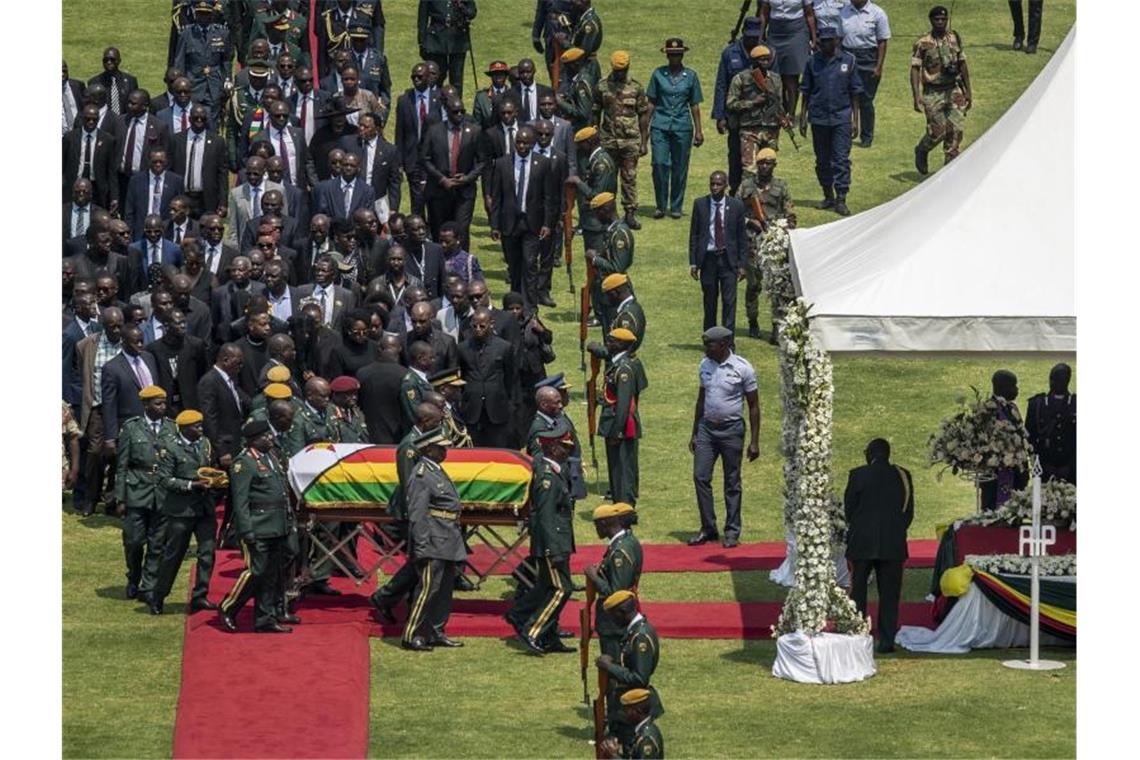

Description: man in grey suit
[101,324,162,448]
[224,156,285,248]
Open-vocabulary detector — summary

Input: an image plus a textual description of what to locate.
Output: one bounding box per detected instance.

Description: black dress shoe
[624,212,641,230]
[402,637,433,651]
[307,580,341,595]
[687,531,718,546]
[504,613,526,639]
[277,612,302,625]
[453,574,478,592]
[543,639,577,654]
[571,582,586,593]
[190,600,218,612]
[876,642,896,654]
[522,635,546,656]
[538,295,558,308]
[126,583,139,600]
[430,635,464,648]
[371,595,397,624]
[669,211,683,219]
[915,145,929,176]
[834,199,851,217]
[722,536,739,549]
[255,622,293,633]
[218,609,238,633]
[149,601,164,615]
[652,209,665,219]
[1012,38,1023,51]
[1025,43,1037,54]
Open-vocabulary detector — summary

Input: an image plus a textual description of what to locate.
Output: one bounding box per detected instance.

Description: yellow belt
[429,509,459,521]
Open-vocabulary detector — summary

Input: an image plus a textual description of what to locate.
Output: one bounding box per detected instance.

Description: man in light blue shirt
[839,0,890,147]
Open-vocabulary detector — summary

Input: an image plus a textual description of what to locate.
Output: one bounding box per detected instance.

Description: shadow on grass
[886,646,1075,663]
[719,638,773,667]
[976,43,1054,54]
[889,171,925,185]
[666,342,705,353]
[665,530,693,544]
[73,514,122,530]
[94,585,130,601]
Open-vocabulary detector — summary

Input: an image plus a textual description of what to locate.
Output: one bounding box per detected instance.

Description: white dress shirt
[707,196,725,250]
[185,129,205,191]
[514,153,531,213]
[123,114,148,173]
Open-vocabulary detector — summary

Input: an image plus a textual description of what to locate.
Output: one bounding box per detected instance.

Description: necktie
[151,242,160,266]
[251,185,261,216]
[122,118,138,173]
[515,157,527,211]
[75,206,88,238]
[82,134,93,179]
[180,108,188,132]
[449,127,460,176]
[277,131,291,182]
[418,95,428,136]
[507,126,515,153]
[343,182,352,213]
[151,175,163,214]
[318,288,330,324]
[109,79,121,115]
[300,95,309,131]
[526,87,534,120]
[188,133,200,191]
[714,201,725,249]
[206,245,217,273]
[174,225,182,244]
[131,355,150,387]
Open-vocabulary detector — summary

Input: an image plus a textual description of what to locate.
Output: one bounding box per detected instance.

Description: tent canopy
[788,30,1075,352]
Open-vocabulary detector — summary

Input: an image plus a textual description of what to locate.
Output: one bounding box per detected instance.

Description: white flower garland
[960,481,1077,531]
[965,554,1076,577]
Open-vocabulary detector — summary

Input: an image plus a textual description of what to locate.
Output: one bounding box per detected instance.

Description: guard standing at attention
[738,148,796,340]
[598,328,647,507]
[910,6,972,176]
[417,0,478,98]
[557,49,595,130]
[584,193,633,334]
[584,502,642,659]
[646,38,704,220]
[593,51,650,230]
[599,689,664,759]
[569,129,618,254]
[328,375,369,443]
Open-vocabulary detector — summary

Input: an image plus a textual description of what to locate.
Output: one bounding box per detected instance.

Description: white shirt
[204,241,224,274]
[185,129,206,191]
[297,91,317,143]
[268,287,293,321]
[311,284,334,325]
[148,316,165,341]
[171,103,190,134]
[364,138,376,178]
[274,127,297,181]
[216,366,242,408]
[416,90,430,137]
[707,196,726,250]
[148,239,163,266]
[150,172,165,215]
[62,82,78,134]
[514,153,531,212]
[123,114,148,173]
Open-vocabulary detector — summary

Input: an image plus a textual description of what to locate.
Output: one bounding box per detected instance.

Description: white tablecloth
[769,532,850,588]
[772,631,877,684]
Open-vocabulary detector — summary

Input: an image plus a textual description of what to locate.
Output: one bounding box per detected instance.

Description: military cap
[242,419,271,439]
[271,14,293,31]
[610,50,631,70]
[620,688,651,706]
[702,325,733,342]
[485,60,509,75]
[589,191,616,209]
[561,47,586,63]
[266,365,292,383]
[608,327,637,343]
[139,385,167,400]
[413,426,452,451]
[535,417,574,446]
[329,375,361,393]
[601,273,629,292]
[318,95,360,118]
[574,125,598,142]
[175,409,204,426]
[817,26,841,40]
[247,58,272,75]
[743,16,762,34]
[593,502,635,521]
[750,45,772,60]
[535,372,571,390]
[428,367,466,388]
[264,383,293,399]
[756,147,778,162]
[347,22,371,38]
[662,38,689,53]
[603,589,637,610]
[192,1,216,12]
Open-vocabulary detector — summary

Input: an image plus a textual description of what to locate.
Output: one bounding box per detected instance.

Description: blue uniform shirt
[839,1,891,50]
[800,49,864,125]
[698,352,758,423]
[713,39,753,120]
[646,66,703,132]
[812,0,846,36]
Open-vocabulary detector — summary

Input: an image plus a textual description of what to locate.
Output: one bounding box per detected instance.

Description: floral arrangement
[757,222,797,323]
[966,553,1076,577]
[928,388,1032,481]
[961,480,1077,530]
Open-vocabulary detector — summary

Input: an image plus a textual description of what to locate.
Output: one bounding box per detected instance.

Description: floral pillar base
[771,631,877,684]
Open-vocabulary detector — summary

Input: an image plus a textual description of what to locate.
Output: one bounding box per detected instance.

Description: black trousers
[122,507,167,595]
[471,410,514,448]
[699,250,739,333]
[849,558,904,645]
[727,125,743,195]
[501,227,542,306]
[1009,1,1043,45]
[154,512,216,605]
[427,191,475,248]
[423,52,467,99]
[403,558,457,642]
[372,522,418,609]
[513,555,571,643]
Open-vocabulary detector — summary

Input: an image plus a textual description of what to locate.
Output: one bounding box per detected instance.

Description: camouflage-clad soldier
[593,51,650,229]
[174,2,235,124]
[910,6,972,175]
[738,147,795,340]
[726,46,784,178]
[557,48,595,130]
[327,375,369,443]
[584,503,642,659]
[569,127,617,252]
[418,0,478,97]
[115,386,177,604]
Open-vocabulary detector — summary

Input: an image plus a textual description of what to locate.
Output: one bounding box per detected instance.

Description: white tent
[788,30,1075,352]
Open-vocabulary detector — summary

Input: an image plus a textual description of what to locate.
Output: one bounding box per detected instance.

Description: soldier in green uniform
[250,4,308,57]
[116,385,177,604]
[585,193,634,334]
[738,147,796,340]
[597,590,665,749]
[569,129,618,255]
[417,0,478,98]
[910,6,972,175]
[594,273,644,355]
[594,50,650,230]
[218,420,295,633]
[598,328,647,506]
[292,376,346,594]
[564,0,603,86]
[430,370,474,449]
[400,341,437,431]
[328,375,369,443]
[557,48,595,129]
[507,420,577,655]
[249,368,302,415]
[151,409,219,615]
[726,45,786,182]
[259,13,308,69]
[223,57,272,170]
[402,427,467,651]
[530,374,585,499]
[174,1,235,126]
[584,502,642,659]
[598,688,664,759]
[472,61,513,129]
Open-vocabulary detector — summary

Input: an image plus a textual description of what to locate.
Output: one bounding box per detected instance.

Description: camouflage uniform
[738,173,794,323]
[594,75,650,216]
[912,31,969,162]
[725,67,783,178]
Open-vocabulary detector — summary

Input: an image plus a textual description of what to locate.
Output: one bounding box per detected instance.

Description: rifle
[749,192,767,234]
[564,185,576,294]
[751,68,800,152]
[579,256,595,372]
[552,40,563,94]
[580,576,595,707]
[728,0,751,43]
[586,353,600,472]
[592,665,609,759]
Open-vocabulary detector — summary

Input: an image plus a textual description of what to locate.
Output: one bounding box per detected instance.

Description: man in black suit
[211,256,267,343]
[345,112,402,221]
[63,60,85,136]
[197,343,251,468]
[537,92,578,176]
[307,96,361,183]
[146,308,209,416]
[394,63,442,216]
[253,100,316,192]
[149,67,184,116]
[296,254,358,328]
[196,213,238,284]
[420,98,483,245]
[127,216,183,295]
[117,89,173,209]
[163,196,199,245]
[266,156,310,229]
[293,214,334,285]
[357,333,407,443]
[171,273,214,345]
[63,104,119,212]
[404,301,459,373]
[512,58,554,125]
[291,65,331,148]
[63,178,104,245]
[402,215,448,300]
[240,191,300,252]
[479,99,521,211]
[465,278,522,349]
[458,308,519,448]
[124,150,185,240]
[688,171,748,335]
[154,75,194,138]
[76,82,127,148]
[489,125,558,308]
[66,223,132,288]
[314,152,376,221]
[88,47,139,117]
[532,117,569,307]
[844,438,915,654]
[172,105,229,219]
[101,325,162,447]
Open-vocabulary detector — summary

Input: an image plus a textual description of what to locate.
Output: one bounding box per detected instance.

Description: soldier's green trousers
[605,437,639,506]
[153,513,215,605]
[517,555,572,644]
[122,508,166,596]
[745,262,763,322]
[221,537,286,629]
[650,127,692,215]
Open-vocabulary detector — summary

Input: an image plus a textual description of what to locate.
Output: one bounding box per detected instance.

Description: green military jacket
[740,174,794,243]
[224,86,263,168]
[593,530,643,639]
[230,446,291,540]
[598,353,647,440]
[442,407,473,448]
[726,67,783,129]
[572,146,618,233]
[406,457,466,562]
[418,0,476,55]
[400,370,433,426]
[572,7,602,55]
[388,427,422,521]
[328,404,369,443]
[594,75,649,143]
[595,218,634,276]
[602,614,665,719]
[291,402,330,451]
[625,718,664,759]
[559,71,596,132]
[527,454,575,559]
[249,393,304,415]
[115,416,178,509]
[159,433,216,518]
[612,297,646,354]
[912,30,967,91]
[473,86,510,129]
[527,412,582,460]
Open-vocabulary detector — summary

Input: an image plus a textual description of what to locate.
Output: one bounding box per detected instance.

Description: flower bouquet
[928,388,1032,482]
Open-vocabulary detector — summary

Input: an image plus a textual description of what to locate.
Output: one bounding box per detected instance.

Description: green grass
[63,1,1077,757]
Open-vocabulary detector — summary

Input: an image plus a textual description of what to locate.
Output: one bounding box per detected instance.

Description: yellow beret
[266,365,292,382]
[608,327,637,343]
[756,147,778,162]
[574,126,598,142]
[561,47,586,63]
[603,589,636,611]
[175,409,203,425]
[610,50,631,70]
[264,383,293,400]
[593,502,635,520]
[138,385,167,400]
[620,688,651,706]
[750,45,772,60]
[940,564,974,598]
[589,191,616,209]
[601,273,629,292]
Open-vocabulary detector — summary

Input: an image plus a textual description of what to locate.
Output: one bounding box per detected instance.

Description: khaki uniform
[912,31,969,161]
[726,67,784,174]
[738,174,794,322]
[594,75,649,214]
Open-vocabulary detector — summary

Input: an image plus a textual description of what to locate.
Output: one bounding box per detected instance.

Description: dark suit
[171,128,229,217]
[478,121,519,195]
[63,127,119,209]
[490,151,558,306]
[688,194,749,334]
[295,283,356,329]
[345,135,403,215]
[146,335,209,415]
[124,170,186,240]
[62,202,105,243]
[314,176,376,221]
[357,359,407,443]
[394,88,442,214]
[210,281,268,343]
[535,146,568,300]
[197,366,251,460]
[240,215,301,253]
[511,83,554,124]
[63,318,98,407]
[116,113,173,204]
[457,334,518,448]
[101,350,161,442]
[307,123,360,182]
[88,70,140,117]
[844,459,915,648]
[402,241,447,300]
[163,217,199,246]
[420,119,483,243]
[66,249,132,288]
[253,125,316,191]
[403,328,459,374]
[127,238,183,294]
[63,78,86,131]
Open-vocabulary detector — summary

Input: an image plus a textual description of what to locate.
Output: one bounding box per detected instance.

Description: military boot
[834,194,851,217]
[819,185,835,209]
[915,144,930,176]
[748,318,761,339]
[624,210,642,230]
